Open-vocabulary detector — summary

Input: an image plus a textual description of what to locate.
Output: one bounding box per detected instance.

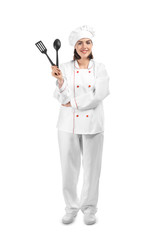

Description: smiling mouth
[81,50,88,54]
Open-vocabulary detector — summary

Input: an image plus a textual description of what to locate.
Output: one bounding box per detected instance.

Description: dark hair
[73,49,94,60]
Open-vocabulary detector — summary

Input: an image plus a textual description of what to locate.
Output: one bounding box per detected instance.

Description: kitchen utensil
[53,39,61,67]
[35,40,56,66]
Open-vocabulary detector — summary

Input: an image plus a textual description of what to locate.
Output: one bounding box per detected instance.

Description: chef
[51,25,110,225]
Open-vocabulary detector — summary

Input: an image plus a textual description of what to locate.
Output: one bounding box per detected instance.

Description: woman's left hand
[62,102,71,107]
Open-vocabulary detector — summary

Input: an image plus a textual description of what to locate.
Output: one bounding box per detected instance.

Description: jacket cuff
[56,78,67,93]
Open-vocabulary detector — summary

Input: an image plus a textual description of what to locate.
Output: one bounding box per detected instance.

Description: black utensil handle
[45,53,58,76]
[56,51,59,68]
[45,53,56,66]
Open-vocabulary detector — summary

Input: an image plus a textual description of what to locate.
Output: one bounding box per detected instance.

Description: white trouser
[57,130,104,215]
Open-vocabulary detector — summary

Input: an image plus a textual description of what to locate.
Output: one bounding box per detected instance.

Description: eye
[78,42,82,45]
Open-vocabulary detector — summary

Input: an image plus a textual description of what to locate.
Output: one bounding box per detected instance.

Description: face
[75,38,93,59]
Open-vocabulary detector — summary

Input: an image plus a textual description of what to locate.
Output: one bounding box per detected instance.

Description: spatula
[35,40,56,66]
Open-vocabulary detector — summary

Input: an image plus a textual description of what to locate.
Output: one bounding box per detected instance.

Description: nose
[82,42,88,48]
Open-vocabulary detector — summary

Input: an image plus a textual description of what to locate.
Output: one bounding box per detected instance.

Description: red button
[76,115,79,117]
[77,71,79,73]
[88,85,91,87]
[86,115,89,117]
[77,85,79,88]
[89,71,91,73]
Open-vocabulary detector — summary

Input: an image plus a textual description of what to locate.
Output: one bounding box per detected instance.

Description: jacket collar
[74,59,94,69]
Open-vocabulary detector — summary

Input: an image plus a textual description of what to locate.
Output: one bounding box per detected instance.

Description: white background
[0,0,160,239]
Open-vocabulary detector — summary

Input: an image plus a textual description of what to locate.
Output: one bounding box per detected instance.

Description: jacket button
[77,71,79,73]
[89,71,91,73]
[76,115,79,117]
[77,85,79,88]
[86,115,89,117]
[88,85,91,87]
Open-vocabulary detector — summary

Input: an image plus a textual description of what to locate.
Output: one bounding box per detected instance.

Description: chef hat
[69,25,95,47]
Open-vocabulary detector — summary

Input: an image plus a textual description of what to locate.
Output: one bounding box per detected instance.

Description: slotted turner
[35,41,56,66]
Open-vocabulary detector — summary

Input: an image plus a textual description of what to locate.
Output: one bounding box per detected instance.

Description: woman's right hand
[51,66,64,84]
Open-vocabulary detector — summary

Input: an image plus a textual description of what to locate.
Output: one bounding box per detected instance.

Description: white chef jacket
[53,59,110,134]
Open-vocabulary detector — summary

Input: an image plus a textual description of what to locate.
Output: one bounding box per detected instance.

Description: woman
[51,25,110,225]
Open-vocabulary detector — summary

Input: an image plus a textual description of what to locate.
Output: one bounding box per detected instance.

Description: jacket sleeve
[70,63,110,110]
[53,64,71,104]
